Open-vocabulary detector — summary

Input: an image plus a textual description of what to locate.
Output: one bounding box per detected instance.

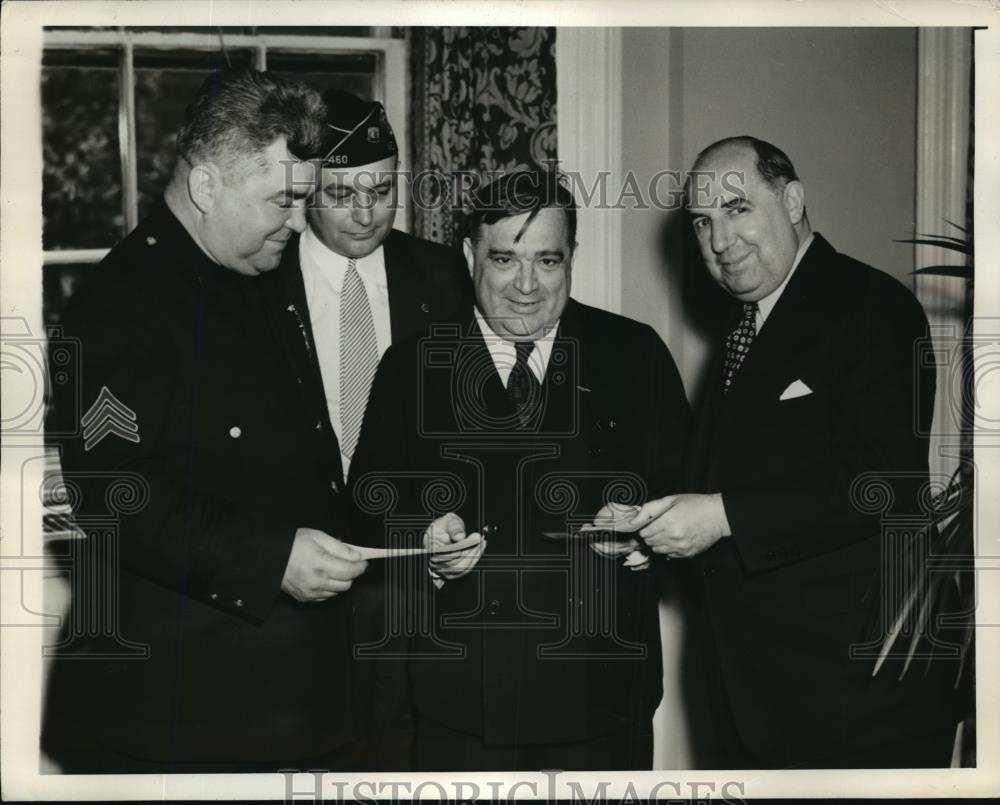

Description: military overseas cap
[320,89,398,167]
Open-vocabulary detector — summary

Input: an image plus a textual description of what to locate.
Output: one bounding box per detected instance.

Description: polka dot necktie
[722,302,758,394]
[339,258,379,458]
[507,340,540,427]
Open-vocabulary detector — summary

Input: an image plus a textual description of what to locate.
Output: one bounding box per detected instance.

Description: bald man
[631,136,962,768]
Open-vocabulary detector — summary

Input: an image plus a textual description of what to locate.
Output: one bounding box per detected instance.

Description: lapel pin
[286,304,312,354]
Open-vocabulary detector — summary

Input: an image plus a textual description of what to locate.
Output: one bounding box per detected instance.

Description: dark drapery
[409,27,558,247]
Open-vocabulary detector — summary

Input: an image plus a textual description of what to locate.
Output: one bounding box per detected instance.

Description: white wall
[565,26,921,769]
[620,27,918,396]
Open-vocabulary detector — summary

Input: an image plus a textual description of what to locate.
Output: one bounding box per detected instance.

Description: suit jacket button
[234,599,244,608]
[314,420,323,431]
[209,593,219,601]
[420,303,430,313]
[488,599,501,615]
[229,426,242,438]
[330,481,338,492]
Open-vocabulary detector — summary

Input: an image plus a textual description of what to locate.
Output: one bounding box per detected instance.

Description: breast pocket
[734,384,828,477]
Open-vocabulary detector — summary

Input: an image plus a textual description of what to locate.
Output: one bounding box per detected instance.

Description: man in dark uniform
[43,69,368,773]
[269,89,471,769]
[349,172,690,771]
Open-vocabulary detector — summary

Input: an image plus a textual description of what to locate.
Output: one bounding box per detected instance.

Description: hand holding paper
[281,527,368,602]
[630,493,731,558]
[588,503,649,570]
[425,512,486,580]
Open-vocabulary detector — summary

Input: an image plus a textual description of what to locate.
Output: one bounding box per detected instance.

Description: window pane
[42,263,95,327]
[48,26,375,36]
[134,48,255,220]
[41,48,124,250]
[266,50,378,101]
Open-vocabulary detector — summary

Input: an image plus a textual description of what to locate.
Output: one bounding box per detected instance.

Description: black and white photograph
[1,0,998,801]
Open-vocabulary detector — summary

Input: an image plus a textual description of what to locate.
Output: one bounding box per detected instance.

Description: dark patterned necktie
[339,258,379,457]
[722,302,758,394]
[507,340,540,427]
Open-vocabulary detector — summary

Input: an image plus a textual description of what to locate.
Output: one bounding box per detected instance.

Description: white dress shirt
[473,309,559,386]
[756,231,814,331]
[299,226,393,477]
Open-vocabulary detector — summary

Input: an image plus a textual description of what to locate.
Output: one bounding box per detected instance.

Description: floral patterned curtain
[409,27,558,247]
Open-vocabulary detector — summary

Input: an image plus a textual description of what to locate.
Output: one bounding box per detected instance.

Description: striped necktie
[339,258,379,457]
[507,340,540,427]
[722,302,758,394]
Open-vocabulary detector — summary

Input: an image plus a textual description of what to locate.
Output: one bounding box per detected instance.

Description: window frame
[41,27,408,267]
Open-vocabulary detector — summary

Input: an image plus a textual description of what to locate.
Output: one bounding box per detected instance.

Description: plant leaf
[911,266,973,278]
[872,580,923,677]
[897,233,970,248]
[897,237,972,254]
[955,617,974,689]
[899,590,933,680]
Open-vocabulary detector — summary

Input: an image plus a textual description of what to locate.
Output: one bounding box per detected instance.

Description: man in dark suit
[42,70,368,773]
[349,171,690,771]
[630,136,961,768]
[269,90,472,769]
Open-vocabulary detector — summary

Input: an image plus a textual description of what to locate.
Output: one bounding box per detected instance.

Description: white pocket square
[779,379,813,400]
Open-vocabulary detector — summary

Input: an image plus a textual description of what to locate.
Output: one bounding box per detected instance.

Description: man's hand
[424,512,485,581]
[281,527,368,603]
[630,493,731,558]
[589,502,642,559]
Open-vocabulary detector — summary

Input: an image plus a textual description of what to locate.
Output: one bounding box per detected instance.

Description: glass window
[266,50,378,101]
[42,264,93,327]
[134,47,256,220]
[41,47,124,250]
[41,29,400,327]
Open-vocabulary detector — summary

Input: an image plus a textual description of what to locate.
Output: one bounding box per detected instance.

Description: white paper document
[345,533,483,560]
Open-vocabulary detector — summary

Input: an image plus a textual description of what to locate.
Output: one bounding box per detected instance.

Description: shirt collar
[757,231,814,329]
[299,225,387,293]
[473,308,559,386]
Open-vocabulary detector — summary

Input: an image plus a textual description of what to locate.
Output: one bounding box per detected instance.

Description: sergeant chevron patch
[81,386,140,451]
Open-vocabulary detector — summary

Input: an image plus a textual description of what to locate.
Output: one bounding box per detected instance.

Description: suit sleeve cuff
[721,489,805,575]
[202,517,296,622]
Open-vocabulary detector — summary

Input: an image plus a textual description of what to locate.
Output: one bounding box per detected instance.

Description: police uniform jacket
[43,199,354,764]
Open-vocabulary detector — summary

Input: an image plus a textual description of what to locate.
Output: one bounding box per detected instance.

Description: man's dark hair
[175,69,325,178]
[465,170,577,248]
[692,135,800,192]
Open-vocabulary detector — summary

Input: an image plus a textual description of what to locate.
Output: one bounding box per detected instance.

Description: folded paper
[346,533,483,560]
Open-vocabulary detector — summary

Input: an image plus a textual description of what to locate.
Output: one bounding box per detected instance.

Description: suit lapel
[271,237,345,489]
[454,315,512,424]
[277,237,325,381]
[546,299,590,436]
[385,231,429,343]
[686,346,727,489]
[704,234,835,484]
